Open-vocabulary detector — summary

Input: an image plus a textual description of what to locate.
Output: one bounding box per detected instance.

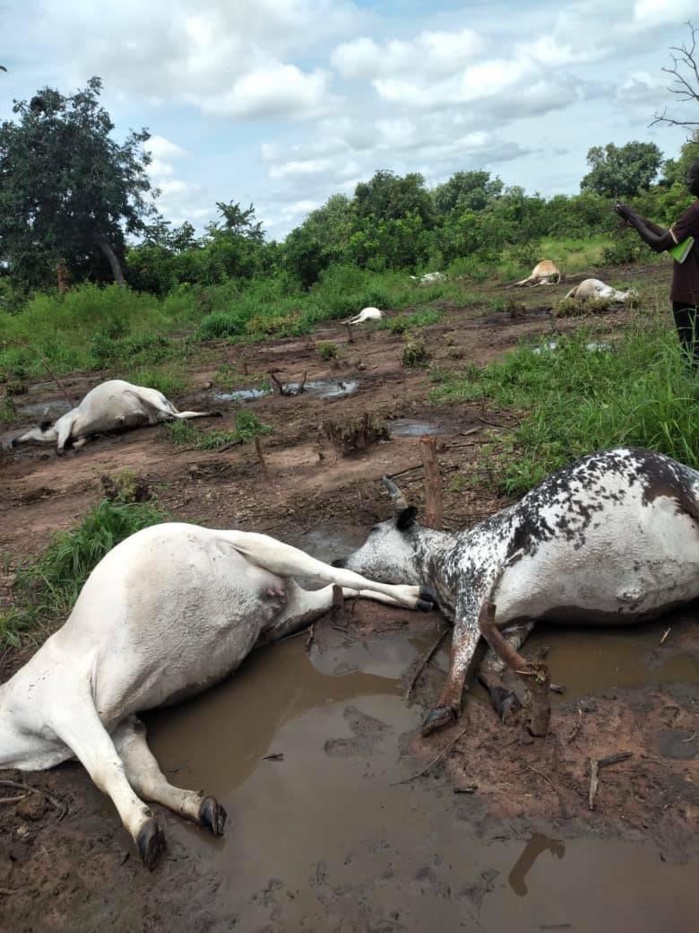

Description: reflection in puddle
[17,398,72,420]
[508,833,565,896]
[389,419,452,437]
[214,387,271,403]
[214,378,359,404]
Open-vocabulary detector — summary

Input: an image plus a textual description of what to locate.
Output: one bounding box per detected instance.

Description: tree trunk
[56,261,70,294]
[94,234,126,288]
[420,436,443,529]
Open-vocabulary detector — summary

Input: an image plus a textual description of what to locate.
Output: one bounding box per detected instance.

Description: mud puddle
[143,619,697,930]
[215,378,359,405]
[388,418,453,437]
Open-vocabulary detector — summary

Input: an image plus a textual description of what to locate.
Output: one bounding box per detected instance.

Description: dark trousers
[672,302,699,369]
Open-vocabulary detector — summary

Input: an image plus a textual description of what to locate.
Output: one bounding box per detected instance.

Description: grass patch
[1,497,168,648]
[431,320,699,494]
[164,409,273,449]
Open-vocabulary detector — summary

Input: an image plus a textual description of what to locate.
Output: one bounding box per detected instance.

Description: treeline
[1,74,698,309]
[126,135,698,297]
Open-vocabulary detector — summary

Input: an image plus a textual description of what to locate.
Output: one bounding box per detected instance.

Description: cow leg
[421,617,481,736]
[477,622,534,722]
[49,698,164,868]
[223,531,435,610]
[112,716,226,837]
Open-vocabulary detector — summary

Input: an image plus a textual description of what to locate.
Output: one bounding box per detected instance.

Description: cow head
[332,477,423,584]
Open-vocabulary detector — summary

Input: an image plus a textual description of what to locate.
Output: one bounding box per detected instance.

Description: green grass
[431,318,699,494]
[0,497,168,648]
[164,409,273,449]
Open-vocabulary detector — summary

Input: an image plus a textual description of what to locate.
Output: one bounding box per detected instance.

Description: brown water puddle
[143,617,697,930]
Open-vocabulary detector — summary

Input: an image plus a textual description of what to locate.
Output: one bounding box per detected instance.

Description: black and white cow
[334,448,699,735]
[0,523,435,867]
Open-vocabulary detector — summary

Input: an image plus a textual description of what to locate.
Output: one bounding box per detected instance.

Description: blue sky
[1,0,695,240]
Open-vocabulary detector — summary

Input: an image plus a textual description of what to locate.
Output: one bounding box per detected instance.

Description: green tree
[0,77,155,291]
[580,141,663,199]
[432,171,503,215]
[353,170,434,227]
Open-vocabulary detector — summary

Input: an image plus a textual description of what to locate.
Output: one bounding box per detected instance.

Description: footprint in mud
[323,704,391,758]
[656,728,698,760]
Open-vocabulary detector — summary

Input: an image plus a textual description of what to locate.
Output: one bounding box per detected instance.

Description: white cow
[510,260,561,288]
[564,278,635,303]
[345,307,384,325]
[410,272,447,285]
[0,523,435,868]
[10,379,217,454]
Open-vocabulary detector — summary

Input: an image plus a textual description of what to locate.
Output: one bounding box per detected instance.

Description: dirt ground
[0,263,697,931]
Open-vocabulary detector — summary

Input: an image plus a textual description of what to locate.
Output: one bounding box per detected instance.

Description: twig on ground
[391,724,469,786]
[567,707,583,744]
[520,763,559,794]
[659,626,671,646]
[588,751,633,810]
[0,795,27,804]
[0,778,68,820]
[405,626,448,701]
[260,753,284,761]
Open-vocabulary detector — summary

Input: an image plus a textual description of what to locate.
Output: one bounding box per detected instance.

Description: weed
[164,409,272,449]
[316,341,340,361]
[319,412,389,457]
[402,337,431,368]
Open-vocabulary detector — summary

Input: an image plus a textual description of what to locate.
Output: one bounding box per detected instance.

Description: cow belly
[494,504,699,626]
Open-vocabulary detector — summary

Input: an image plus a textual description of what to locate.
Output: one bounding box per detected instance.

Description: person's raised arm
[614,202,675,253]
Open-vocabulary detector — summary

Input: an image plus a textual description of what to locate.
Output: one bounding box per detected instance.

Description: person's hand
[615,201,632,222]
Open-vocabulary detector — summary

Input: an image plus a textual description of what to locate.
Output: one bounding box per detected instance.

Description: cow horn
[381,475,408,511]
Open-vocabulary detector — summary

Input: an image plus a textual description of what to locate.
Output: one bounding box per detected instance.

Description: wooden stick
[420,435,443,529]
[567,707,583,744]
[522,661,551,737]
[254,436,269,476]
[588,751,633,809]
[345,323,353,344]
[659,626,671,646]
[405,626,448,700]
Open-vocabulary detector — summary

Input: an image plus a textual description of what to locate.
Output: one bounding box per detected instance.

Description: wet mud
[1,263,697,930]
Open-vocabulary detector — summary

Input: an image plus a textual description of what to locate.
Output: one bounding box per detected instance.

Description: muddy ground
[0,264,697,931]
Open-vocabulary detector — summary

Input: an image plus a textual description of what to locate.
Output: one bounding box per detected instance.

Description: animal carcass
[10,379,218,453]
[0,523,435,867]
[334,448,699,735]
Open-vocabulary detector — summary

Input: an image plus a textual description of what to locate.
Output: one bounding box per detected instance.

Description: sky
[1,0,696,241]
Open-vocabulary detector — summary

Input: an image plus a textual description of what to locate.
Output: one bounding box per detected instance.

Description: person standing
[615,158,699,368]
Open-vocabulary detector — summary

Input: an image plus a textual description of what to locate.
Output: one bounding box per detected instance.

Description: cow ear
[396,506,417,531]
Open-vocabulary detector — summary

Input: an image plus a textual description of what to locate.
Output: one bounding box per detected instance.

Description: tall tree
[580,141,663,199]
[432,171,503,215]
[0,77,156,290]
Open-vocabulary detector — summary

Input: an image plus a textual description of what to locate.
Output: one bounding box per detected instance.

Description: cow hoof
[137,818,166,870]
[199,795,227,837]
[421,705,456,736]
[419,585,438,607]
[416,598,434,612]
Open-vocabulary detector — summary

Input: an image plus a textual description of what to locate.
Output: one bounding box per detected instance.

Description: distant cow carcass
[345,307,384,325]
[511,260,561,288]
[10,379,218,454]
[411,272,447,285]
[0,523,436,867]
[564,278,635,303]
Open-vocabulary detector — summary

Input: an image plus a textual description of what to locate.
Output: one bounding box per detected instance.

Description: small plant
[164,420,198,446]
[100,469,152,504]
[554,297,613,318]
[319,412,389,457]
[402,337,431,368]
[316,341,339,361]
[233,409,273,443]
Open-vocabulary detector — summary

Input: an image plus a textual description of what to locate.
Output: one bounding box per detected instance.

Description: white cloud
[195,64,333,119]
[633,0,698,27]
[147,135,190,161]
[332,28,483,80]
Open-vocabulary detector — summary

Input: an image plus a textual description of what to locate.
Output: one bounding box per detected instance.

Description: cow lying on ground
[564,278,635,303]
[510,260,561,287]
[0,524,436,868]
[345,307,384,325]
[9,379,218,454]
[410,272,447,285]
[333,448,699,735]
